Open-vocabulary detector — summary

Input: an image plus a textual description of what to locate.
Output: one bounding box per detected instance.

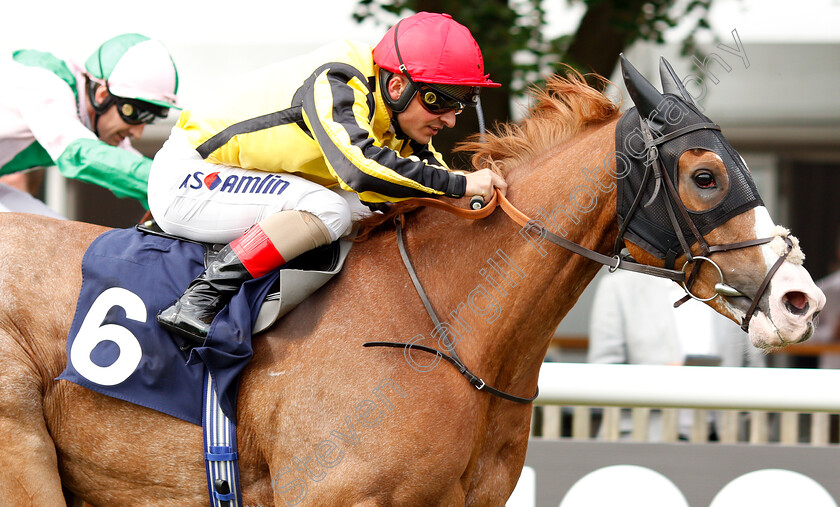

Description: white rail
[536,363,840,412]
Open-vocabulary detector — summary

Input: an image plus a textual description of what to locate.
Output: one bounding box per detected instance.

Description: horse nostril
[784,291,810,316]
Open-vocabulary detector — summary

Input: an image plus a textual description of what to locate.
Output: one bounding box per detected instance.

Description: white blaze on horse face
[753,206,778,269]
[746,206,826,348]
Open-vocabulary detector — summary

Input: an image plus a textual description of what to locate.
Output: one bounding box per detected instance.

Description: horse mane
[354,67,620,242]
[457,67,621,175]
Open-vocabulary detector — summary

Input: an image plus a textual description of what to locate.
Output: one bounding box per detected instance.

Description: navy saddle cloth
[58,226,332,425]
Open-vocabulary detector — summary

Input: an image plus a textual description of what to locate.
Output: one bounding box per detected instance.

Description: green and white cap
[85,33,179,109]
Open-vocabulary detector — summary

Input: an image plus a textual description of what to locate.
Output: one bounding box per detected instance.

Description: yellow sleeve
[300,64,465,203]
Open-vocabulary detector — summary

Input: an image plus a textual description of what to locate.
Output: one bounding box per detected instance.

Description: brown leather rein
[420,186,792,333]
[399,190,692,282]
[364,191,687,404]
[364,192,549,404]
[364,185,793,403]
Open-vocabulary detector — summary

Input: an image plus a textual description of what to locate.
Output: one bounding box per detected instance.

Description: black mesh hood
[615,56,764,259]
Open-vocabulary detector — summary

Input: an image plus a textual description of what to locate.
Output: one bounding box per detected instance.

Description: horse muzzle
[746,262,825,349]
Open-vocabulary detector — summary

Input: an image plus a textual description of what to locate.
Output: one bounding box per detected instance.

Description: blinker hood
[615,55,763,260]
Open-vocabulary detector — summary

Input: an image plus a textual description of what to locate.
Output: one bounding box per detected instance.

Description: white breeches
[147,128,370,244]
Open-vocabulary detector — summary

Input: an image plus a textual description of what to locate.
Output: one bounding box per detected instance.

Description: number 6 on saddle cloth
[58,223,352,426]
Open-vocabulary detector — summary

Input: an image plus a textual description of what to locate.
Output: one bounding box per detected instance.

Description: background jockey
[150,11,508,345]
[0,33,179,214]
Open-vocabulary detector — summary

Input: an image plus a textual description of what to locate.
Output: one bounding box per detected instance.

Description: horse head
[616,55,825,349]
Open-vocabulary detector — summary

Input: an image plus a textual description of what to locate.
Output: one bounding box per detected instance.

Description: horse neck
[405,117,620,394]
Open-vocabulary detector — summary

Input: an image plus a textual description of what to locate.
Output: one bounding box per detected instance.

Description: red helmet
[373,12,500,89]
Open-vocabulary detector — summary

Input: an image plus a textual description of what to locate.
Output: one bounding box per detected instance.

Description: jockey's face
[89,85,146,146]
[388,76,456,145]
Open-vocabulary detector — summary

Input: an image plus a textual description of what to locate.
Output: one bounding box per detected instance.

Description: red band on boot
[230,226,286,278]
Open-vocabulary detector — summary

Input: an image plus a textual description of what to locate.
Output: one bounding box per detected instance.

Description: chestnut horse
[0,65,824,506]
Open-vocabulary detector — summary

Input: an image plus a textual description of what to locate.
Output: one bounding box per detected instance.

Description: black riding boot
[157,244,253,344]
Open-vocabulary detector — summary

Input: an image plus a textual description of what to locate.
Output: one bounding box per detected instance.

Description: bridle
[616,116,793,331]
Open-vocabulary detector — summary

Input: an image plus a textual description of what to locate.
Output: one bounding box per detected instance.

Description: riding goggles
[417,83,478,116]
[114,97,169,125]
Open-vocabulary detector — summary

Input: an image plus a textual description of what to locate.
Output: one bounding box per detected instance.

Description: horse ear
[659,57,698,107]
[620,54,665,119]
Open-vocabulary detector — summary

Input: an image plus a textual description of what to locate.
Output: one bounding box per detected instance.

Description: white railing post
[536,363,840,412]
[532,363,840,445]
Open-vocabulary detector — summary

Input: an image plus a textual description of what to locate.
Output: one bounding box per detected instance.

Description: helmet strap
[392,20,416,85]
[381,19,422,114]
[86,79,115,137]
[390,110,409,140]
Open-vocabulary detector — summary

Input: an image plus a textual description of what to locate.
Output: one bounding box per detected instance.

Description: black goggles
[417,85,472,115]
[114,97,168,125]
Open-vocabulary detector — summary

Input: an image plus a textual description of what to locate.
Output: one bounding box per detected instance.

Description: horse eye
[694,171,716,189]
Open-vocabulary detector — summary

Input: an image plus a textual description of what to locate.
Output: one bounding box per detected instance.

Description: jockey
[0,33,179,212]
[149,11,508,345]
